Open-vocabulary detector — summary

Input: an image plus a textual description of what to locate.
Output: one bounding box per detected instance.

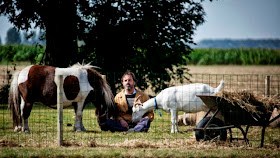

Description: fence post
[57,75,63,146]
[265,75,270,97]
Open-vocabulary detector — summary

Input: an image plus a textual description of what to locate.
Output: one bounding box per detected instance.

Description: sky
[0,0,280,44]
[194,0,280,42]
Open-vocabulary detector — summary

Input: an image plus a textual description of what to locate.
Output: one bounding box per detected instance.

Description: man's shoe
[127,128,135,133]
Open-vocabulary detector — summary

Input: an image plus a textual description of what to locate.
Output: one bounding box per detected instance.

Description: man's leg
[130,118,151,132]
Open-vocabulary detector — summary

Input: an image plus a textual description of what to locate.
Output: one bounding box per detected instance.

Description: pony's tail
[214,79,224,94]
[8,71,22,128]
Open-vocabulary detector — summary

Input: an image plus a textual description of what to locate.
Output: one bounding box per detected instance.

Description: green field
[1,45,280,65]
[1,103,279,157]
[186,48,280,65]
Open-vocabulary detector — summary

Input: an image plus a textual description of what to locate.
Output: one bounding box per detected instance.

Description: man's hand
[120,119,128,128]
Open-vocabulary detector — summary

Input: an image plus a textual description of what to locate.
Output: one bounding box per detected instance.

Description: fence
[0,70,280,148]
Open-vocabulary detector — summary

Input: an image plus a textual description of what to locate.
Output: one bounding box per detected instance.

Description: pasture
[0,65,280,157]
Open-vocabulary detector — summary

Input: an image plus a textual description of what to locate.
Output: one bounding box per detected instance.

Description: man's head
[121,71,137,93]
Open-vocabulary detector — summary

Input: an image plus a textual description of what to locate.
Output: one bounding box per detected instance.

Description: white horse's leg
[170,109,178,133]
[74,101,86,132]
[20,97,31,133]
[14,97,24,132]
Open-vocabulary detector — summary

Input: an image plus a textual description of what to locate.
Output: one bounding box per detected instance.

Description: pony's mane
[71,62,114,106]
[69,62,100,69]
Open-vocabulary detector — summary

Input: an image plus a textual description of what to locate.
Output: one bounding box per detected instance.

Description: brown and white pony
[8,63,117,133]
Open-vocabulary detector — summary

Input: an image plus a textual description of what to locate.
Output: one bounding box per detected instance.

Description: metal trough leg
[203,108,220,140]
[229,128,233,142]
[203,109,212,119]
[236,125,249,145]
[260,126,266,148]
[203,108,220,131]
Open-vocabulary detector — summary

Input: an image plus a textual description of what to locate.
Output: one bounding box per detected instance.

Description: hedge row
[185,48,280,65]
[0,45,44,64]
[1,45,280,65]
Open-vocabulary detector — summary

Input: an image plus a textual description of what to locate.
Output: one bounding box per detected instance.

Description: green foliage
[187,48,280,65]
[79,0,205,93]
[0,45,45,64]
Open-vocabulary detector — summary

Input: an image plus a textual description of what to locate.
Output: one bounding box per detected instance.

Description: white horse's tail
[214,79,224,93]
[8,71,22,127]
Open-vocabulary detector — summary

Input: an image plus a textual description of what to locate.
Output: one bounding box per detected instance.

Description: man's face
[122,74,135,91]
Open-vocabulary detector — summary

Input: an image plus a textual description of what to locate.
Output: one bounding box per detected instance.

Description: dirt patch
[97,138,278,150]
[0,139,19,147]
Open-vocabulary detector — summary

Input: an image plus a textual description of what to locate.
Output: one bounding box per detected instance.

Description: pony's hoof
[14,126,21,132]
[22,128,30,133]
[73,127,82,132]
[73,126,86,132]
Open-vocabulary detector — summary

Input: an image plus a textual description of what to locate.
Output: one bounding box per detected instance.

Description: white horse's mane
[70,62,100,69]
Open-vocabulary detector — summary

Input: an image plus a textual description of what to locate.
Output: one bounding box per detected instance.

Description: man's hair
[121,70,137,85]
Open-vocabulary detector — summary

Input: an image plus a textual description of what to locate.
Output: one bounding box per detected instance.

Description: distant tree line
[194,39,280,49]
[0,28,46,45]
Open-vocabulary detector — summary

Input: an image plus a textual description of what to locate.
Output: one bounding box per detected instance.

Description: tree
[1,0,209,92]
[78,0,207,92]
[6,28,21,44]
[0,36,2,45]
[0,0,78,67]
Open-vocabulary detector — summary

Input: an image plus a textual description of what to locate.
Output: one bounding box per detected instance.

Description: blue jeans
[133,118,151,132]
[106,118,151,132]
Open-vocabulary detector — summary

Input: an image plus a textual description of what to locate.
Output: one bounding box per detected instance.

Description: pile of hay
[217,90,280,116]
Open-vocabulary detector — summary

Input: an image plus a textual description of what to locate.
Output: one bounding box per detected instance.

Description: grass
[0,103,280,157]
[0,103,193,146]
[1,147,279,158]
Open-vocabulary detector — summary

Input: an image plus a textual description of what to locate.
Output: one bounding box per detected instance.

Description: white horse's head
[132,95,145,123]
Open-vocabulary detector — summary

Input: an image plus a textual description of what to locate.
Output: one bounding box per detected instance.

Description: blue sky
[194,0,280,42]
[0,0,279,44]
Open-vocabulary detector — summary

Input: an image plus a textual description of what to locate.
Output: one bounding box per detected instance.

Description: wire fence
[0,69,280,148]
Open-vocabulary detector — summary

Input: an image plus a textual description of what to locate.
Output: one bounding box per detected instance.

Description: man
[107,71,154,132]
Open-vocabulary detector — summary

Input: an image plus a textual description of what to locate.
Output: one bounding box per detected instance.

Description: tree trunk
[44,0,77,68]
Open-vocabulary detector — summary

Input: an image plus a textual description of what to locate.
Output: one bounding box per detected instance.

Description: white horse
[132,80,224,133]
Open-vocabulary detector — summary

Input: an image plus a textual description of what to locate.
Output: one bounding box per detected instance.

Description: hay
[217,90,280,115]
